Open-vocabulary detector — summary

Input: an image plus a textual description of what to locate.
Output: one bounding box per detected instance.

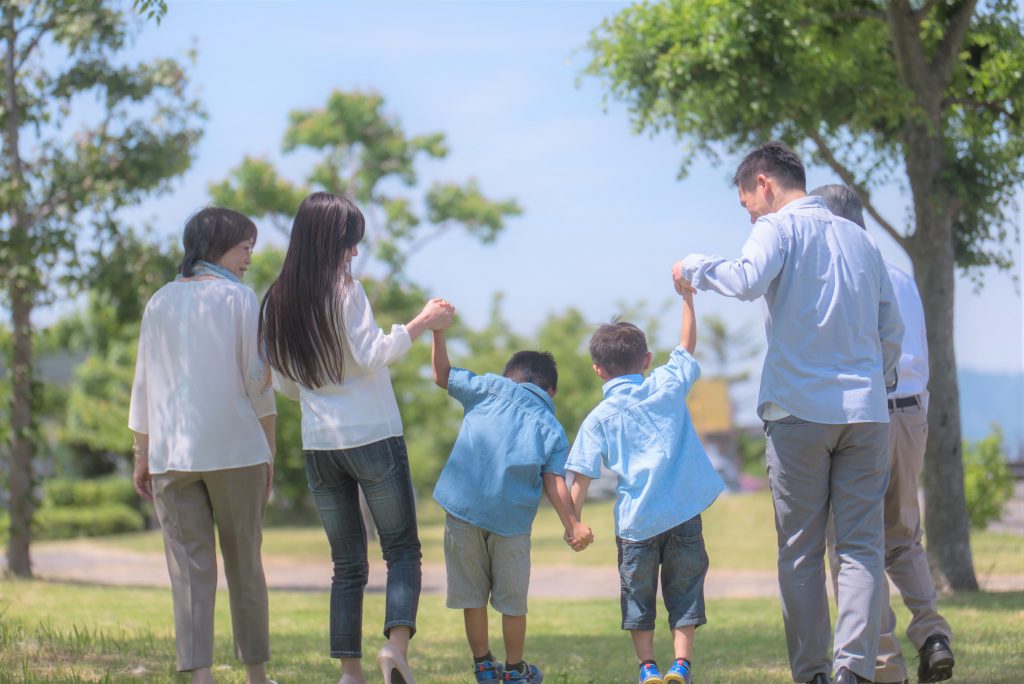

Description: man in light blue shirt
[431,331,592,684]
[567,287,725,684]
[814,184,954,684]
[672,142,903,684]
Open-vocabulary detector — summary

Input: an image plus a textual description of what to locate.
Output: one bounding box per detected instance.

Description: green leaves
[211,88,519,283]
[586,0,1024,270]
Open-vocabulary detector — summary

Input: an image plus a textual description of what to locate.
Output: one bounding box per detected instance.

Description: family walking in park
[127,141,956,684]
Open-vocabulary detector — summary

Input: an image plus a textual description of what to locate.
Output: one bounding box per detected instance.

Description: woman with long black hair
[260,192,453,684]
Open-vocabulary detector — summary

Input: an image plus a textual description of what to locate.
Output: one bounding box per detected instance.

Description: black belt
[888,395,920,410]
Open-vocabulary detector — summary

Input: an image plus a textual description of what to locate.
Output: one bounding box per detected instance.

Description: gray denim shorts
[617,514,709,631]
[443,513,531,616]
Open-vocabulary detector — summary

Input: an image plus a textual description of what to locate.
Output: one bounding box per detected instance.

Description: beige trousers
[152,463,270,671]
[828,401,953,683]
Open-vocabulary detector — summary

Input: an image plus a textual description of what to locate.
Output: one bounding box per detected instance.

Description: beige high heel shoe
[377,643,416,684]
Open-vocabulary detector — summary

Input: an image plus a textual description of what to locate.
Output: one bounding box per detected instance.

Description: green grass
[1,581,1022,683]
[68,491,1024,576]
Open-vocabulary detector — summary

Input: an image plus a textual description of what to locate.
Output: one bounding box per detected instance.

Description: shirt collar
[602,373,643,398]
[520,382,556,413]
[779,194,825,213]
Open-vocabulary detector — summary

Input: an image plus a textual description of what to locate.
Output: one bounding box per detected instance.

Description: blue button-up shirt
[680,195,904,425]
[566,348,725,542]
[432,368,569,537]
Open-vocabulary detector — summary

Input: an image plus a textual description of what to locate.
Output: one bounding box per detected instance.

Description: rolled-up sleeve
[447,367,489,410]
[652,347,702,396]
[128,323,149,434]
[239,289,276,418]
[566,418,605,479]
[682,219,786,301]
[342,280,412,372]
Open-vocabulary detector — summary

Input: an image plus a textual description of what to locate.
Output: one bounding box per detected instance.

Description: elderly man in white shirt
[813,184,955,684]
[673,142,903,684]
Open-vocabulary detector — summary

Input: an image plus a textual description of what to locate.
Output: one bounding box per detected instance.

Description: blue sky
[118,0,1022,417]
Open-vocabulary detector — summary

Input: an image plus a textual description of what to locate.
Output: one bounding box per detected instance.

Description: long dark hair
[259,192,366,388]
[179,207,257,277]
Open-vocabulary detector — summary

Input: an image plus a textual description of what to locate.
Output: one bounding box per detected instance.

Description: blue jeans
[616,515,709,631]
[305,436,422,658]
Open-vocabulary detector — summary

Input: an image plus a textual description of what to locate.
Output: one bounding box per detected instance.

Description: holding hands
[422,298,456,330]
[672,260,696,295]
[564,522,594,552]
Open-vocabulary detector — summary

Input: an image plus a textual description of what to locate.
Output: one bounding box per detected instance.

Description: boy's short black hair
[589,321,648,378]
[732,140,806,192]
[503,350,558,393]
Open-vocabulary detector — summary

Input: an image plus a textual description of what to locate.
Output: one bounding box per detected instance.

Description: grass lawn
[74,491,1024,577]
[1,581,1022,683]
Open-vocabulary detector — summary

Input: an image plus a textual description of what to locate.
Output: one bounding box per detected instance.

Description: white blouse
[129,279,276,474]
[272,279,411,450]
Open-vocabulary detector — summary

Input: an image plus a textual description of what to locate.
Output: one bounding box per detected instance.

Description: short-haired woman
[260,192,453,684]
[129,208,277,684]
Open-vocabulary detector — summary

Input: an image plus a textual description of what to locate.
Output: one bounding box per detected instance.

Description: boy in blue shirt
[431,329,593,684]
[567,285,725,684]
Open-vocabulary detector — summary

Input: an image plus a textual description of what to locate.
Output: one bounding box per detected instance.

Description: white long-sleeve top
[273,279,411,450]
[128,279,276,474]
[886,263,929,401]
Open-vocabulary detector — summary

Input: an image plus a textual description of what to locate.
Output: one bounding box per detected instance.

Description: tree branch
[911,0,942,23]
[933,0,979,88]
[945,96,1018,123]
[807,130,908,247]
[16,18,58,68]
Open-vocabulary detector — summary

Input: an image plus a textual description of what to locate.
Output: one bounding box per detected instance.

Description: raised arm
[431,329,452,389]
[678,285,697,355]
[543,473,593,551]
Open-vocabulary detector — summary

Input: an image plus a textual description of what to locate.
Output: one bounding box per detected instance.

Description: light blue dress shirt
[432,368,569,537]
[566,348,725,542]
[680,195,904,425]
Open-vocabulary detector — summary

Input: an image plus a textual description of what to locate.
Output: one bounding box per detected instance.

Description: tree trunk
[909,212,979,592]
[6,285,34,578]
[3,12,34,578]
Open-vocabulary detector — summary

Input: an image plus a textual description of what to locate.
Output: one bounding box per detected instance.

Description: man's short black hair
[589,321,648,378]
[504,350,558,392]
[732,140,806,192]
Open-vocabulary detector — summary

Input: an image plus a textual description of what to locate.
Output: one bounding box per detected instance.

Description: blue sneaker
[502,662,542,683]
[639,661,663,684]
[664,658,692,684]
[474,659,504,682]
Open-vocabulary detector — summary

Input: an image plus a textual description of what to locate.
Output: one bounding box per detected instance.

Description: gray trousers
[153,463,270,671]
[765,417,889,682]
[827,401,953,682]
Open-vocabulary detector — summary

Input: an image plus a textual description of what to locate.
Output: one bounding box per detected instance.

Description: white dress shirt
[886,263,929,400]
[129,279,276,474]
[680,196,904,425]
[273,279,411,450]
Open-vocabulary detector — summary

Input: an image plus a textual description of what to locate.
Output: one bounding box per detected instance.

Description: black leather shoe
[835,667,872,683]
[806,674,832,684]
[918,634,954,682]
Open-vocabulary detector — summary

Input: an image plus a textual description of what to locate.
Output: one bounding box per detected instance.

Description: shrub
[43,475,136,508]
[962,426,1015,531]
[33,503,145,540]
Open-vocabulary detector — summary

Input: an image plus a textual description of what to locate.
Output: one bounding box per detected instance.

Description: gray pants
[765,417,889,682]
[827,401,953,682]
[153,464,270,671]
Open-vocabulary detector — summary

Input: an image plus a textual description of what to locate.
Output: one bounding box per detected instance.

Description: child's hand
[564,523,594,552]
[422,298,456,330]
[672,260,696,295]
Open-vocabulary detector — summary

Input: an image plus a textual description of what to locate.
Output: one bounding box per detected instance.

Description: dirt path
[9,541,1023,597]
